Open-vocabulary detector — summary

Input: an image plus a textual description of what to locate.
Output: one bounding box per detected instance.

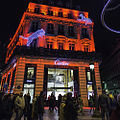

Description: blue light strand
[101,0,120,33]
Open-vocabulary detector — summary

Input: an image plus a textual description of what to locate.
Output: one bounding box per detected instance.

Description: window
[81,28,90,39]
[47,42,53,49]
[68,26,75,37]
[47,23,54,34]
[68,13,73,19]
[58,12,63,17]
[31,21,39,32]
[69,44,75,51]
[58,43,63,50]
[34,7,40,13]
[58,24,64,35]
[48,10,53,16]
[84,45,89,52]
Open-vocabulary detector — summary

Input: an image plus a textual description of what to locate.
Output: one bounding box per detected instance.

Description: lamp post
[89,63,99,117]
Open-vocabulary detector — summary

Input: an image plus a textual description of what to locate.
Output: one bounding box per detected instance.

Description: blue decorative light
[77,14,92,25]
[101,0,120,33]
[19,29,45,46]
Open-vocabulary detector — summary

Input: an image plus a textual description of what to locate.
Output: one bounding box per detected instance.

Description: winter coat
[59,102,65,120]
[15,96,25,111]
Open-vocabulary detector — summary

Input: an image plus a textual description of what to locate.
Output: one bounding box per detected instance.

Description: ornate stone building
[1,1,101,106]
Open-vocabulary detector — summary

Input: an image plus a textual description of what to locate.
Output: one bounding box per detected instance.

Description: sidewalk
[11,107,102,120]
[78,109,102,120]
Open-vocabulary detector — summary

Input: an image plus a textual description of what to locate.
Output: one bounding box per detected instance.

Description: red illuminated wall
[5,2,95,63]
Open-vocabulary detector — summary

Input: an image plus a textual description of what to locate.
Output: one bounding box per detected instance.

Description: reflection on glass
[87,71,91,81]
[87,84,93,100]
[27,67,34,79]
[47,68,74,99]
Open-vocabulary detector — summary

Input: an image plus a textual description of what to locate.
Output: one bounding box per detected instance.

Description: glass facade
[47,68,74,99]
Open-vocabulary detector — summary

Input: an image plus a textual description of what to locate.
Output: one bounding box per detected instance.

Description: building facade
[1,1,102,106]
[100,40,120,94]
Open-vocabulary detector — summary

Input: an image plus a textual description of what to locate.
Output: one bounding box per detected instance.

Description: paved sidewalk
[11,108,102,120]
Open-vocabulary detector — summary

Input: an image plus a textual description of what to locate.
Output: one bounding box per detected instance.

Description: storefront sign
[54,59,69,65]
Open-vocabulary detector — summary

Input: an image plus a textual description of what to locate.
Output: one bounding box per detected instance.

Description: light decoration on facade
[54,59,69,65]
[19,29,45,46]
[101,0,120,33]
[77,14,92,25]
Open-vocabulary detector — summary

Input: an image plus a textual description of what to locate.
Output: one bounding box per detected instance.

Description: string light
[101,0,120,33]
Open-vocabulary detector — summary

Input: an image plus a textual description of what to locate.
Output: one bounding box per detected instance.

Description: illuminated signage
[54,59,69,65]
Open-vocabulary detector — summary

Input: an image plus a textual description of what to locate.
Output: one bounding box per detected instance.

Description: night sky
[0,0,120,68]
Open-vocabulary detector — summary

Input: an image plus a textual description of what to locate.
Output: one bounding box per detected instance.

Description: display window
[27,67,35,80]
[47,68,74,99]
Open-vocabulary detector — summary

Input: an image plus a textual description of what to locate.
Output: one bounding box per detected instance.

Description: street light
[89,63,100,117]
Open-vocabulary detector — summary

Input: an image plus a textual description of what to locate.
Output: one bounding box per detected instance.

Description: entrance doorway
[44,66,79,100]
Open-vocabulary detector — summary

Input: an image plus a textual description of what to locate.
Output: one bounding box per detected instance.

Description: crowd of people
[0,90,120,120]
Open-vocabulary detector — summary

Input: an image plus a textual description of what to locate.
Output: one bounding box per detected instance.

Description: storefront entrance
[44,66,79,100]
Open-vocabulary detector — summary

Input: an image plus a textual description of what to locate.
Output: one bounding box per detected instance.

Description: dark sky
[0,0,120,67]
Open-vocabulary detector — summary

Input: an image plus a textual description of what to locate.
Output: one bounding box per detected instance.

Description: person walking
[110,94,120,120]
[98,90,110,120]
[89,95,94,113]
[37,91,44,120]
[64,92,78,120]
[15,91,25,120]
[78,95,83,114]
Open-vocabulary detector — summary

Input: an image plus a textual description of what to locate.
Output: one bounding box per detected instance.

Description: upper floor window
[47,23,54,34]
[58,12,63,17]
[58,43,63,50]
[81,28,90,39]
[47,42,53,49]
[68,13,73,19]
[84,45,89,52]
[31,21,39,32]
[48,10,53,16]
[69,44,75,51]
[68,26,75,37]
[34,7,40,13]
[58,24,64,35]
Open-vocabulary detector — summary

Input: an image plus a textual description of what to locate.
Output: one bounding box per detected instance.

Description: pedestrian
[64,92,78,120]
[78,94,83,113]
[49,92,56,112]
[32,96,38,120]
[24,92,31,120]
[110,94,120,120]
[37,91,44,120]
[98,90,110,120]
[89,95,94,113]
[14,91,25,120]
[58,94,62,114]
[59,95,66,120]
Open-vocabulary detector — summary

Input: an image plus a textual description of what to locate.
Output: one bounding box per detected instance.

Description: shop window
[68,26,75,37]
[47,23,54,34]
[10,68,16,93]
[47,42,53,49]
[58,24,64,35]
[58,43,63,50]
[69,44,75,51]
[48,10,53,16]
[58,12,63,17]
[81,28,90,39]
[1,77,6,91]
[31,21,39,32]
[84,45,89,52]
[34,7,40,13]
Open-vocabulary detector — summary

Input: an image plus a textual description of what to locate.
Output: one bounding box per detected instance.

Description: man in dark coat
[64,93,78,120]
[37,91,44,120]
[98,90,110,120]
